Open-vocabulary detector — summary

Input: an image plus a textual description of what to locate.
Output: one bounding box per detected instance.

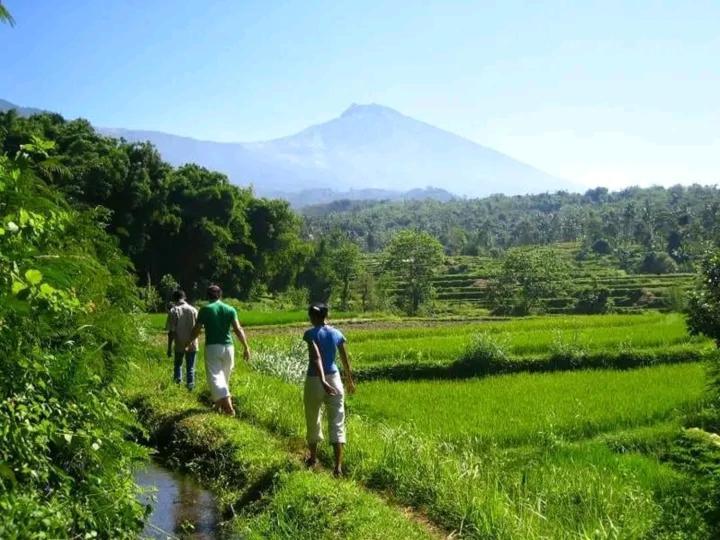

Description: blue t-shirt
[303,325,346,376]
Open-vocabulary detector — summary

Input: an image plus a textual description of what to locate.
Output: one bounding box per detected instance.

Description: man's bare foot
[304,456,318,468]
[333,468,343,477]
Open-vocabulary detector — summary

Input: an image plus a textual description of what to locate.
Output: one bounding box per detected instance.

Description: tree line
[303,185,720,266]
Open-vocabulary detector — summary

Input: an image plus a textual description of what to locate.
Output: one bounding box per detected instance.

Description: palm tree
[0,2,15,26]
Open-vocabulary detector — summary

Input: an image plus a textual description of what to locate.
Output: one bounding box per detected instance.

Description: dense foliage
[0,111,307,300]
[303,186,720,265]
[490,246,572,315]
[688,251,720,347]
[382,230,444,314]
[0,142,146,536]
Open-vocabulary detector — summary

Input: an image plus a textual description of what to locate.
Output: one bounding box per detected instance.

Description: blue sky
[2,0,719,189]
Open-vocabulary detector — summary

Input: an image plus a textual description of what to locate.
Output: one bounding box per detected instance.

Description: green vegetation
[304,186,720,262]
[244,313,712,378]
[223,361,717,538]
[127,306,718,538]
[0,142,146,536]
[0,112,308,300]
[351,364,706,446]
[382,229,445,314]
[124,348,435,539]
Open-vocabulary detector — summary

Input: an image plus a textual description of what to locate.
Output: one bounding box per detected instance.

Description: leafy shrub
[575,286,614,314]
[0,145,146,537]
[591,238,612,255]
[252,340,307,384]
[158,273,180,305]
[639,251,679,274]
[455,332,510,374]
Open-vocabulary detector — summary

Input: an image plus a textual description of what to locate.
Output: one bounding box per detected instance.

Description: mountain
[0,98,46,117]
[2,99,567,198]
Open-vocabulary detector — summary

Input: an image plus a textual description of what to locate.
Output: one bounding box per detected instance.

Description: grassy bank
[124,354,436,539]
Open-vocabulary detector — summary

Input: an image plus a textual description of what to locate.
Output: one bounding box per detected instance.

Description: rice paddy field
[128,309,720,539]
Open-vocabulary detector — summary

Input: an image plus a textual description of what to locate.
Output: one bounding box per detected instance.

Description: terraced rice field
[368,243,695,313]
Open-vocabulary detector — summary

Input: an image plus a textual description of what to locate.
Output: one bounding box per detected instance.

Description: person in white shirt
[165,290,199,390]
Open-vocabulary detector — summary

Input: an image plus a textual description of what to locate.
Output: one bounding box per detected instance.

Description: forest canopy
[0,111,307,299]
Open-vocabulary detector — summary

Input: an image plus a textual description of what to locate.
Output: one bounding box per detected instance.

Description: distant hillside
[280,186,456,208]
[0,99,46,117]
[1,98,567,200]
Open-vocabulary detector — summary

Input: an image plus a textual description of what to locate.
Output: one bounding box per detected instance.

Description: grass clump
[236,470,432,539]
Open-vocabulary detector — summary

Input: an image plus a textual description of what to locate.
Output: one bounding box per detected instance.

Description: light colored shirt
[303,325,346,376]
[165,300,199,352]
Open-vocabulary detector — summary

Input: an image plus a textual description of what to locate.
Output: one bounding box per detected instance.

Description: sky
[1,0,719,190]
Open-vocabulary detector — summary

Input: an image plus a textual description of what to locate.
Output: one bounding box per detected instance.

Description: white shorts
[304,373,346,444]
[205,344,234,401]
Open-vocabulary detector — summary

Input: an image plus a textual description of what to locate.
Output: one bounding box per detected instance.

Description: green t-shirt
[197,301,237,345]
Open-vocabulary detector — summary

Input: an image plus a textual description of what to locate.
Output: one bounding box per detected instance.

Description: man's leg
[326,374,346,476]
[185,351,197,390]
[332,443,344,476]
[173,351,184,384]
[304,377,324,465]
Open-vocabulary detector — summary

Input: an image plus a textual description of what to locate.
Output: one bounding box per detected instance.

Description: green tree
[688,251,720,348]
[383,230,444,315]
[491,247,572,315]
[638,251,679,274]
[329,235,362,310]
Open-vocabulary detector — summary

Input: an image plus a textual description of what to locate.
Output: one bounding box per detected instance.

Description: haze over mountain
[2,99,567,201]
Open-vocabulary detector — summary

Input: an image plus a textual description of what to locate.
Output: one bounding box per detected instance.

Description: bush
[591,238,612,255]
[0,145,146,536]
[575,287,614,314]
[455,333,511,374]
[639,251,679,274]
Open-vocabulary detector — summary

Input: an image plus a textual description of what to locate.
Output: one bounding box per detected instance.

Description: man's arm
[165,312,174,357]
[189,321,203,343]
[308,341,336,395]
[338,342,355,394]
[232,319,251,361]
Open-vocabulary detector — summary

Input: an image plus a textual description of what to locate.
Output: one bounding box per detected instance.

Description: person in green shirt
[190,285,251,415]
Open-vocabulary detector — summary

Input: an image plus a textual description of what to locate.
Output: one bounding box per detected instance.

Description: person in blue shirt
[303,302,356,476]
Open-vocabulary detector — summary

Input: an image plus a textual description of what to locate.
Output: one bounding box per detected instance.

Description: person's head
[171,289,186,303]
[308,302,329,326]
[206,284,222,302]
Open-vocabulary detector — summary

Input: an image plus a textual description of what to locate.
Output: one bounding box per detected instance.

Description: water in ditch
[136,460,221,539]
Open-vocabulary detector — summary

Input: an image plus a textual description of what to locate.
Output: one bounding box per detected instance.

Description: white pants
[205,344,234,401]
[304,373,346,444]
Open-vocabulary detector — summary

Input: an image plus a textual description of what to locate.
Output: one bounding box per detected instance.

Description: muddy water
[136,460,220,539]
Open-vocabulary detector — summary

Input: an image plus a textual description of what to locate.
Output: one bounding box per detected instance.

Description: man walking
[190,285,251,415]
[165,289,198,390]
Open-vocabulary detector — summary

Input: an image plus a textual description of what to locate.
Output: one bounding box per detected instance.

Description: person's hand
[322,380,337,396]
[243,347,251,362]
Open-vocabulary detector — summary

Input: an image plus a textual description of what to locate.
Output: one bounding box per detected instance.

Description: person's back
[165,290,199,389]
[304,325,344,377]
[190,285,251,416]
[197,300,236,345]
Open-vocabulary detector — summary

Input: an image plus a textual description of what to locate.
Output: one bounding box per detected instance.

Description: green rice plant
[351,364,706,447]
[236,470,432,539]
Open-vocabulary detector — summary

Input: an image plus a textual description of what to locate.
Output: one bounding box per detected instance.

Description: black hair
[308,302,329,320]
[207,284,222,301]
[171,289,186,302]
